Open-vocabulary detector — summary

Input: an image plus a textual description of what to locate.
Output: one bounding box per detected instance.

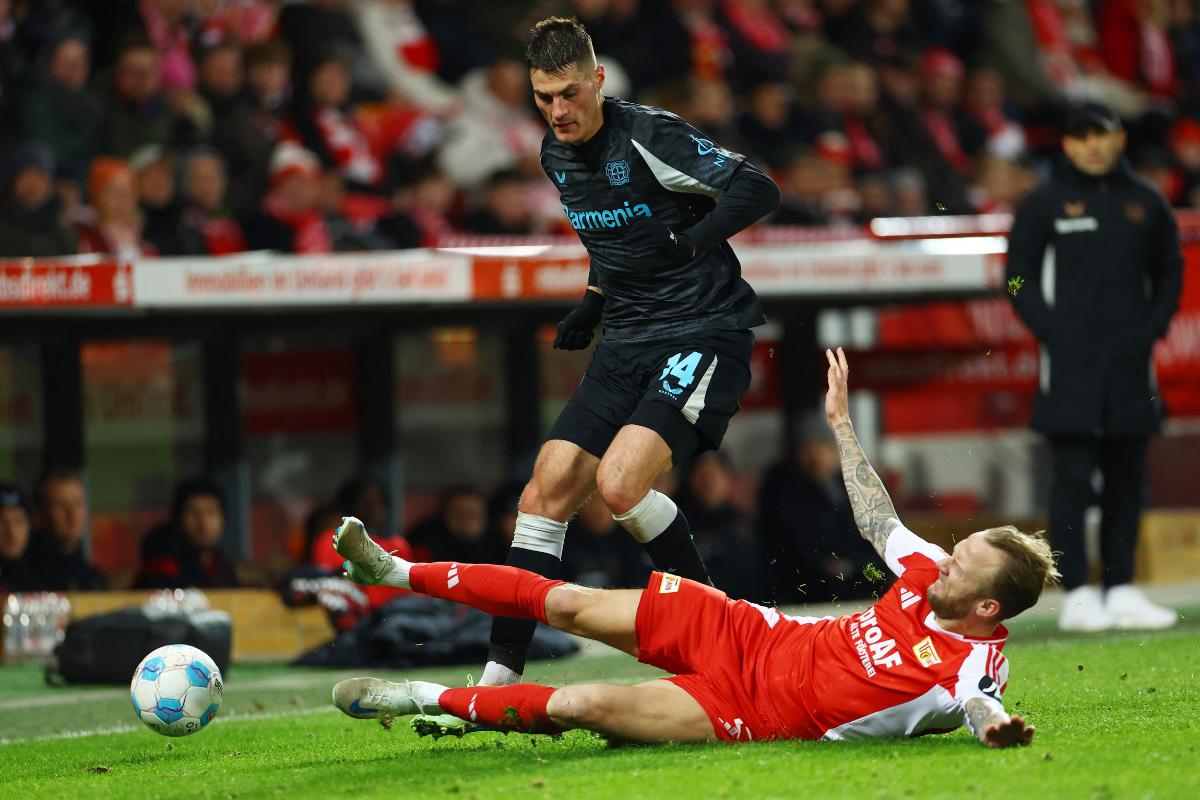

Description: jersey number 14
[659,351,702,396]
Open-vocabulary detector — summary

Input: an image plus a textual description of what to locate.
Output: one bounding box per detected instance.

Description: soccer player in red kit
[332,348,1055,747]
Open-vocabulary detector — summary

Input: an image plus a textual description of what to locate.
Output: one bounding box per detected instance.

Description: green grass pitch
[1,610,1197,800]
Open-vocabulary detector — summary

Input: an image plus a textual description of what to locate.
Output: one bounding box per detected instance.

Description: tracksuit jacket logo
[562,201,653,230]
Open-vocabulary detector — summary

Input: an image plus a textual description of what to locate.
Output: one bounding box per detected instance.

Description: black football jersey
[541,98,767,341]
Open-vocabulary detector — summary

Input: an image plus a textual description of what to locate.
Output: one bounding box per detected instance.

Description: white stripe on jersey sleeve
[631,139,723,198]
[884,525,950,578]
[821,684,964,740]
[955,643,1008,737]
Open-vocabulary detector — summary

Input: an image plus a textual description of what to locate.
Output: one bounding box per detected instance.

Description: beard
[928,583,977,620]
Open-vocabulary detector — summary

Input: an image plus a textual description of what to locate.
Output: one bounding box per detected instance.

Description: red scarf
[265,195,331,254]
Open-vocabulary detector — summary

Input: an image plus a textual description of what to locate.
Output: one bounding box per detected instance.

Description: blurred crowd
[3,0,1200,260]
[0,415,887,610]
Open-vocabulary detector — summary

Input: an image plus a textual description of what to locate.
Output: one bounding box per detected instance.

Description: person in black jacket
[464,15,780,693]
[24,468,106,591]
[135,478,238,590]
[0,484,35,592]
[1006,102,1183,633]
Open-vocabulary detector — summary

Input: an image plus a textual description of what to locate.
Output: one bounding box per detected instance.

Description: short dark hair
[525,17,594,74]
[170,477,226,525]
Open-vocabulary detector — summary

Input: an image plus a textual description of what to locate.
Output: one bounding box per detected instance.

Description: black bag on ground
[294,595,579,668]
[47,607,232,685]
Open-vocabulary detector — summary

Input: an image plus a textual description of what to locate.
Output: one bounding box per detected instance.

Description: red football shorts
[635,571,818,742]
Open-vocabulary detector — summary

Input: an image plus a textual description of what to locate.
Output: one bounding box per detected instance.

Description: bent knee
[543,585,592,632]
[594,468,645,516]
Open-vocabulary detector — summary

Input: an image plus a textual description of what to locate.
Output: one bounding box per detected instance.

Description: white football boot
[1058,585,1113,632]
[332,516,410,587]
[332,677,447,719]
[1105,585,1178,630]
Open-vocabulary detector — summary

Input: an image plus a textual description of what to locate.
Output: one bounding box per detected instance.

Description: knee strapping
[611,490,677,543]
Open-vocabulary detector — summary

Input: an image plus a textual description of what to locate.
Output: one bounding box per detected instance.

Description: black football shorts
[547,329,754,467]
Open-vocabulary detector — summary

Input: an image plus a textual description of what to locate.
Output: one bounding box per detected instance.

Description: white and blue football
[130,644,224,737]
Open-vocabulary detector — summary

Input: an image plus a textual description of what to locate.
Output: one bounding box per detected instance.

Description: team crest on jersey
[912,636,942,668]
[659,573,682,594]
[605,160,630,186]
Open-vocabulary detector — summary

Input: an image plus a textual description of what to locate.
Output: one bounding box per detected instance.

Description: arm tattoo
[832,421,900,557]
[964,698,1007,741]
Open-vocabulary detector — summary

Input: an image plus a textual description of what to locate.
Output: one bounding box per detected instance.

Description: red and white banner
[133,251,472,307]
[0,260,132,308]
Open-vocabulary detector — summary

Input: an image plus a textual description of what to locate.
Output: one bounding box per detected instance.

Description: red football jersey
[754,526,1010,739]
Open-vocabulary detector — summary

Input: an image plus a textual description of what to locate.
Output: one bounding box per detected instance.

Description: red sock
[409,562,564,623]
[438,685,563,734]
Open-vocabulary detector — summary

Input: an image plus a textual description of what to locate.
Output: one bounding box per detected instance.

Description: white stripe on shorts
[681,356,718,424]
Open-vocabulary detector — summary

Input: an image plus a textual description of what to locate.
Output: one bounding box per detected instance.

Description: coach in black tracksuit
[1006,103,1183,631]
[471,17,780,689]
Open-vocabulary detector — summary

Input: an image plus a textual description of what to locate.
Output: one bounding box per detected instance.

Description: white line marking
[0,705,337,746]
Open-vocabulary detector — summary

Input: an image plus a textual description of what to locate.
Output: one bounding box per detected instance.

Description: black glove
[554,289,605,350]
[627,220,696,264]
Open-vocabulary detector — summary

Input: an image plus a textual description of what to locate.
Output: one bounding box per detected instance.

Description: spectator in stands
[354,0,458,111]
[772,144,860,226]
[24,468,106,591]
[335,476,394,541]
[240,142,332,253]
[278,0,385,97]
[135,477,239,589]
[384,155,459,246]
[17,34,101,182]
[576,0,692,94]
[438,57,545,189]
[195,0,279,47]
[738,82,801,171]
[960,67,1028,162]
[674,452,766,602]
[133,145,204,255]
[407,485,503,565]
[293,52,384,190]
[717,0,792,85]
[1169,116,1200,203]
[181,146,247,254]
[757,414,886,604]
[681,76,741,151]
[75,156,157,259]
[243,39,292,144]
[561,493,649,589]
[461,169,537,236]
[97,33,179,159]
[1097,0,1177,101]
[1169,0,1200,118]
[838,0,922,64]
[197,40,274,217]
[890,165,930,216]
[918,48,981,177]
[0,483,34,592]
[314,169,377,250]
[300,502,342,567]
[969,153,1038,213]
[0,142,78,257]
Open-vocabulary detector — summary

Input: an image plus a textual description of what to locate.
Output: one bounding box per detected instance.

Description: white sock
[611,490,678,544]
[479,660,522,687]
[387,555,413,588]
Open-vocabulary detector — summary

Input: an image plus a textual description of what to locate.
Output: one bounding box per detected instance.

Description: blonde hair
[982,526,1061,620]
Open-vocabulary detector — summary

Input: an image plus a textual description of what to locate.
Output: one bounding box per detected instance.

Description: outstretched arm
[824,347,901,558]
[964,698,1036,748]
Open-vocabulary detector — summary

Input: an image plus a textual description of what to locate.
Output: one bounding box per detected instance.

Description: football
[129,644,224,737]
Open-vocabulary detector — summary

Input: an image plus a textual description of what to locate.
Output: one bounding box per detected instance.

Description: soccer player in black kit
[448,16,780,701]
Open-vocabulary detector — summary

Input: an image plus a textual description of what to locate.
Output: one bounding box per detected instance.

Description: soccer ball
[130,644,224,737]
